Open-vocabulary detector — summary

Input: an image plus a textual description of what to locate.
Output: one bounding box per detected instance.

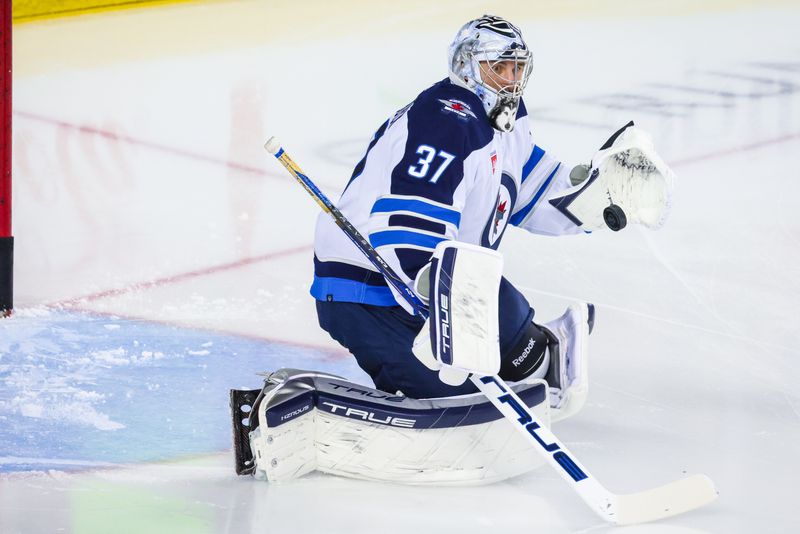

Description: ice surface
[2,0,800,532]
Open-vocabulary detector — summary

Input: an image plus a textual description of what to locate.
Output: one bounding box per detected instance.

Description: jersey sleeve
[366,94,493,302]
[509,143,587,236]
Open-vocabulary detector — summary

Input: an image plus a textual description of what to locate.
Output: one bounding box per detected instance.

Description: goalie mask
[448,15,532,133]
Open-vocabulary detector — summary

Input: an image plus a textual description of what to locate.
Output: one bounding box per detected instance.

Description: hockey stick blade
[265,138,717,525]
[609,474,718,525]
[475,375,717,525]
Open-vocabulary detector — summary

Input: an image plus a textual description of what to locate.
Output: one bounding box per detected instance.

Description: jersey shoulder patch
[408,79,494,155]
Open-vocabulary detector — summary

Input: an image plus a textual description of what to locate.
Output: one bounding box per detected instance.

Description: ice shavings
[0,308,356,471]
[20,403,43,418]
[91,348,130,366]
[3,368,125,431]
[0,312,199,434]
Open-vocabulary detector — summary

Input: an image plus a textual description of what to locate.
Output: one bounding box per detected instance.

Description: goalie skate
[543,303,595,422]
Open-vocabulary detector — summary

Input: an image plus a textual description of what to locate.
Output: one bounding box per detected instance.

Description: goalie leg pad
[233,368,551,485]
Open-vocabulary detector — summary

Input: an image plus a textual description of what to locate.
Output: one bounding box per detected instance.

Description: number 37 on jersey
[408,144,455,184]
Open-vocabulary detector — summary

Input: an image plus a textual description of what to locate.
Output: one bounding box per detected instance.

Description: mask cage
[471,46,532,100]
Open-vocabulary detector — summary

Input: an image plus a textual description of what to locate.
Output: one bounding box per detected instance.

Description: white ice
[2,0,800,532]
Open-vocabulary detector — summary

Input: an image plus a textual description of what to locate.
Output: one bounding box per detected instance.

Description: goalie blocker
[230,368,587,484]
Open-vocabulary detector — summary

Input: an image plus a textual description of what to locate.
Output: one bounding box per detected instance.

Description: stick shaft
[472,375,613,517]
[271,146,427,316]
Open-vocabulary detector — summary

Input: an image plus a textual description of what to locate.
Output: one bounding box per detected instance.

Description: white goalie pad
[231,369,551,485]
[428,241,503,377]
[549,123,676,231]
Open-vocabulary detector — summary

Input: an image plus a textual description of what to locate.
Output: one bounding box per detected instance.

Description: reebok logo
[512,337,536,367]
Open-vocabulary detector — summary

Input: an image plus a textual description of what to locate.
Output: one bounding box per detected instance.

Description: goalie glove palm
[549,122,676,231]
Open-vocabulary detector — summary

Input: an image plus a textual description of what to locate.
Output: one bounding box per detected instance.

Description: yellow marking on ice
[13,0,198,23]
[13,0,799,77]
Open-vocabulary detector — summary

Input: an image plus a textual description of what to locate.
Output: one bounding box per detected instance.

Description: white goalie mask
[448,15,532,132]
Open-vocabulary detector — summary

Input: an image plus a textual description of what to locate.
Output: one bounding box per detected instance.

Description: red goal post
[0,0,11,316]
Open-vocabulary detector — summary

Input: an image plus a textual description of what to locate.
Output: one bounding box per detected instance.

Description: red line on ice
[52,244,313,307]
[14,110,287,180]
[671,132,800,167]
[13,110,344,191]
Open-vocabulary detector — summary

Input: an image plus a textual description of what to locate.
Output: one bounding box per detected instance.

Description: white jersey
[312,78,582,311]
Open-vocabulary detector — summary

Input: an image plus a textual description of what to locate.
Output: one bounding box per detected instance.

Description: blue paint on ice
[0,310,355,473]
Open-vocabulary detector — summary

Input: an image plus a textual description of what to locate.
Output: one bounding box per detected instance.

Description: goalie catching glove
[549,121,676,231]
[412,241,503,387]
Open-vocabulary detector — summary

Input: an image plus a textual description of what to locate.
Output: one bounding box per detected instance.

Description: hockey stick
[264,137,717,524]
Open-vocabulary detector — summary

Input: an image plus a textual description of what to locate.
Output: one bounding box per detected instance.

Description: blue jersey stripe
[371,198,461,227]
[521,145,545,184]
[369,229,447,249]
[310,276,397,305]
[510,163,561,226]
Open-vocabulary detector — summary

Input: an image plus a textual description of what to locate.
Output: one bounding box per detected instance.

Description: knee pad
[498,317,550,382]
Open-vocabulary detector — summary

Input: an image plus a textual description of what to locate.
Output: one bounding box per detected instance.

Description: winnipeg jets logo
[439,99,477,120]
[482,173,517,250]
[488,191,510,246]
[494,199,507,231]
